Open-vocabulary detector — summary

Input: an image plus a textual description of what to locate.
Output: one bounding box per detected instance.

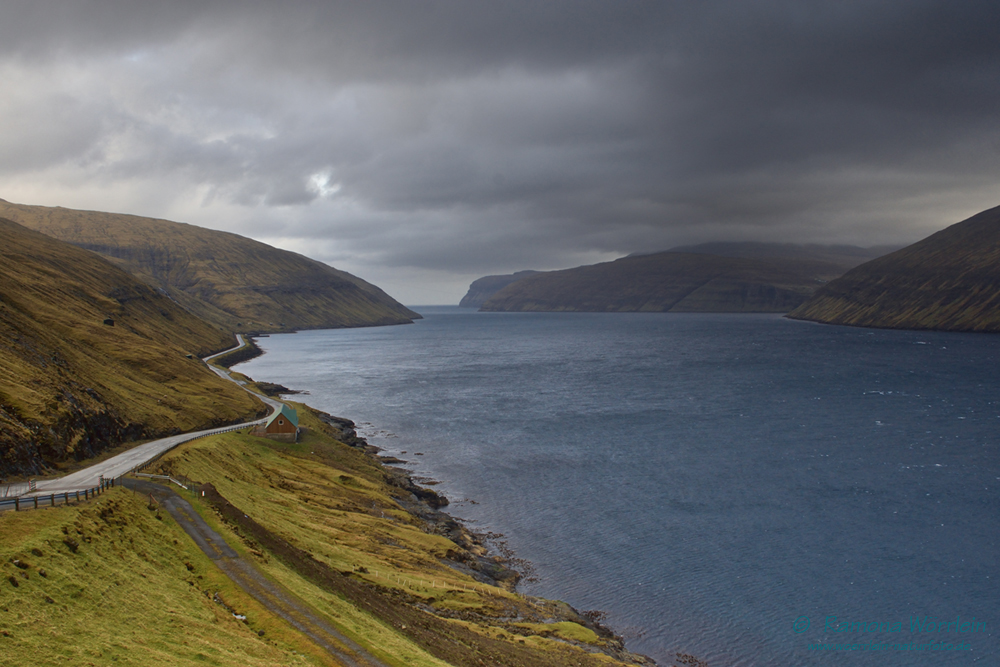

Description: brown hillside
[0,199,419,333]
[788,204,1000,332]
[459,270,541,308]
[479,252,854,313]
[0,217,265,477]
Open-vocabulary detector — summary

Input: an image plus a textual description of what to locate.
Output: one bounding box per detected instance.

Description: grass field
[0,487,338,666]
[2,402,650,666]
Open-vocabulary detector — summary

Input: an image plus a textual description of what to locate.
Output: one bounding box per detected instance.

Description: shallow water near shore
[239,307,999,666]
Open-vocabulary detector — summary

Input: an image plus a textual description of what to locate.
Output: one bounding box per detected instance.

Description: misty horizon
[3,1,999,303]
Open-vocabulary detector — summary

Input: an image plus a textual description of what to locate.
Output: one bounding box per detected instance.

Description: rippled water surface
[239,308,999,665]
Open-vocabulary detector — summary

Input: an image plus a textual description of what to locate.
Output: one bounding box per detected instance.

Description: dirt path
[125,478,391,667]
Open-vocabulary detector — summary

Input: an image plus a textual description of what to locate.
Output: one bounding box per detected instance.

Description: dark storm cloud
[3,1,1000,302]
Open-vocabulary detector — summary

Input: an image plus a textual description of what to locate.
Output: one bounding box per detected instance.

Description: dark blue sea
[238,307,999,666]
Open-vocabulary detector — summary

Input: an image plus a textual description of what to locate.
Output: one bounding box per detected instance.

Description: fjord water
[240,308,998,666]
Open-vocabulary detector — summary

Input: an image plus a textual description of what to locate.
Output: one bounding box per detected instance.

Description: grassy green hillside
[480,251,854,313]
[0,488,337,666]
[1,406,654,667]
[152,405,652,667]
[788,205,1000,332]
[0,199,419,333]
[0,217,265,478]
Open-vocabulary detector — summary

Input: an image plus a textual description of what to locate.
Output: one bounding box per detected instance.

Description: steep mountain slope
[0,217,265,477]
[788,205,1000,332]
[0,200,419,333]
[479,251,857,313]
[459,270,540,307]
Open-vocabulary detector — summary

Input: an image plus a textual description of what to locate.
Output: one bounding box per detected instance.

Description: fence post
[33,496,38,509]
[14,497,18,511]
[50,494,55,507]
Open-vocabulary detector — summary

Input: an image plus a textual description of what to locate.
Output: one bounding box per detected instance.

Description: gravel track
[126,478,390,667]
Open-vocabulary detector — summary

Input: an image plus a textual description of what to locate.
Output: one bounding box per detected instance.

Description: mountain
[0,217,266,477]
[477,244,888,313]
[459,270,540,307]
[788,205,1000,332]
[0,199,419,333]
[660,242,899,264]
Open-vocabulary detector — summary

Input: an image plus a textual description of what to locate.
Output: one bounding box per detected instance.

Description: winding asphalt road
[29,334,283,495]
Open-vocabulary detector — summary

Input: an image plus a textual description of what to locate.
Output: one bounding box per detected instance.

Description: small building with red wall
[257,404,299,442]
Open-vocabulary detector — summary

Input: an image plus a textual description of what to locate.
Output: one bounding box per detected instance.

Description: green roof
[265,404,298,429]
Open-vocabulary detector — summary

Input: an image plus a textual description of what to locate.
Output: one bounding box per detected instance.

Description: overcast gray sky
[2,1,999,304]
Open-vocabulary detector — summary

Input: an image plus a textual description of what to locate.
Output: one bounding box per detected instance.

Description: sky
[2,1,999,305]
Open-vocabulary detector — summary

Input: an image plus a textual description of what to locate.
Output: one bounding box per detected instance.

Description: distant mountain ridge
[459,270,540,308]
[0,199,419,333]
[788,205,1000,332]
[471,243,891,313]
[659,242,900,264]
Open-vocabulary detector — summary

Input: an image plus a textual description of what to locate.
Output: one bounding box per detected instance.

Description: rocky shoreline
[312,409,658,666]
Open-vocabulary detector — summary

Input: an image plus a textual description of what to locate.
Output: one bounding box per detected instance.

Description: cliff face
[0,199,419,333]
[0,217,265,477]
[478,251,860,313]
[459,270,540,307]
[788,205,1000,332]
